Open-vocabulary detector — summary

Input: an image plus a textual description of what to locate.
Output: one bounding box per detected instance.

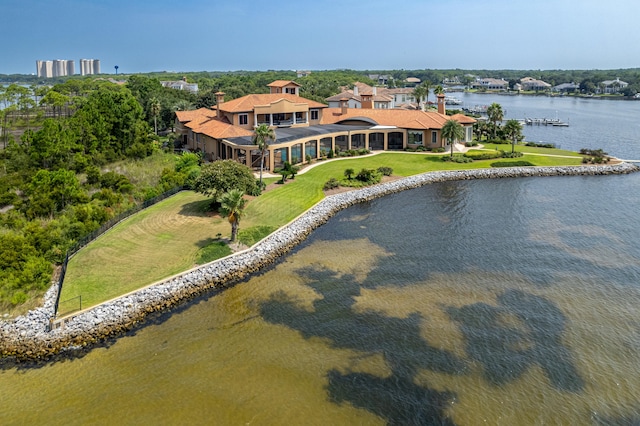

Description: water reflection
[447,289,584,392]
[260,265,465,424]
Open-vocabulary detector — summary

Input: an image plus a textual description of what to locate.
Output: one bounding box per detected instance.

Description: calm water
[2,97,640,425]
[455,92,640,160]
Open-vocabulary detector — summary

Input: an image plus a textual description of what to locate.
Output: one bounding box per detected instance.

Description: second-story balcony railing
[256,117,307,127]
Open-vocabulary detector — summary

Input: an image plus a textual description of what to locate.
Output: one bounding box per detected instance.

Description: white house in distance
[598,78,628,94]
[161,77,199,94]
[470,78,509,91]
[520,77,552,91]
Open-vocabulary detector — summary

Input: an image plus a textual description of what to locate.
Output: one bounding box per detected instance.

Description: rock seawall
[2,163,638,363]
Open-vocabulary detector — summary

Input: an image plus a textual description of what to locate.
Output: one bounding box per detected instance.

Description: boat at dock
[524,117,569,126]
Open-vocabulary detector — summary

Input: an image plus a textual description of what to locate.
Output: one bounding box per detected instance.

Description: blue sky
[2,0,639,75]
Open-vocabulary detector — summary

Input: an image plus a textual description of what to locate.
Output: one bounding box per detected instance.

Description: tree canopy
[193,160,258,201]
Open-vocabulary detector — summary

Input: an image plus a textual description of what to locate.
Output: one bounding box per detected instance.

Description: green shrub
[432,147,446,153]
[377,166,393,176]
[526,142,556,149]
[442,155,473,163]
[464,151,503,160]
[323,178,340,190]
[502,151,524,158]
[491,161,535,167]
[355,168,381,184]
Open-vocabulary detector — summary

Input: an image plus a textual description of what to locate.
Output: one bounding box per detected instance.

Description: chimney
[215,91,225,115]
[437,93,446,115]
[361,94,373,109]
[340,98,349,115]
[353,85,359,96]
[373,86,377,96]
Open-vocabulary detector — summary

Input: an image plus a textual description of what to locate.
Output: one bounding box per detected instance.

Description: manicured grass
[480,143,584,157]
[60,150,583,315]
[195,239,233,264]
[58,191,225,315]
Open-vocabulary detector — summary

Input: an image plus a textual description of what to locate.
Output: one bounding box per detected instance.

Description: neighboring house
[520,77,551,92]
[470,78,509,91]
[368,74,391,85]
[404,77,421,87]
[296,70,312,78]
[443,76,461,85]
[325,82,395,109]
[598,78,628,94]
[161,78,199,94]
[553,82,580,93]
[267,80,301,95]
[175,81,476,173]
[325,82,417,110]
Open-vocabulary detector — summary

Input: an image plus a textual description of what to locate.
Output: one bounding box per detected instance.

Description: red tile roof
[320,108,474,129]
[218,93,326,113]
[186,116,253,139]
[175,108,216,124]
[267,80,301,88]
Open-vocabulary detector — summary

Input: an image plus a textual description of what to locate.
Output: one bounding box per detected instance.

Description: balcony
[256,113,308,128]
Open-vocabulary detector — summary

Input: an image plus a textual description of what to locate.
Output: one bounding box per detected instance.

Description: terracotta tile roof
[449,113,477,125]
[325,91,354,102]
[218,93,326,113]
[320,108,475,129]
[175,108,216,124]
[187,116,253,139]
[267,80,301,88]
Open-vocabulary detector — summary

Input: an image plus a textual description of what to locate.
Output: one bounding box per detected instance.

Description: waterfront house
[598,78,628,94]
[470,78,509,91]
[520,77,551,92]
[175,82,476,173]
[552,82,580,93]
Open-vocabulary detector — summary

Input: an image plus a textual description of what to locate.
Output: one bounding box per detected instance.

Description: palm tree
[434,85,445,96]
[218,189,247,242]
[422,81,432,106]
[486,102,504,140]
[412,84,427,110]
[252,123,276,186]
[173,99,194,111]
[503,119,523,153]
[149,97,161,135]
[441,119,465,157]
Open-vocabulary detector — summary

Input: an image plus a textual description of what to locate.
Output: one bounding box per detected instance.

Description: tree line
[0,80,199,312]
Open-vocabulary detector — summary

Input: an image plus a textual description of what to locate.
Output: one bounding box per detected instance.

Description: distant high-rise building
[36,60,53,78]
[35,58,99,77]
[80,59,101,76]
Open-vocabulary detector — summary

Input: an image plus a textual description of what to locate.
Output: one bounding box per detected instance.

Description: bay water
[1,95,640,425]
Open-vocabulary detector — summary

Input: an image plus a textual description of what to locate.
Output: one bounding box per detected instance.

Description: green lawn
[59,150,583,316]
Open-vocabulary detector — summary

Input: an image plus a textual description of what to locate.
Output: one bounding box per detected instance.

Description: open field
[59,150,585,315]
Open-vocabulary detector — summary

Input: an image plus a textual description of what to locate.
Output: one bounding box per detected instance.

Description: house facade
[520,77,551,92]
[470,78,509,91]
[325,82,419,110]
[176,81,475,173]
[161,77,199,93]
[598,78,628,94]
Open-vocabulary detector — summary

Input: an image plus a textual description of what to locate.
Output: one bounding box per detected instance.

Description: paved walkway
[255,144,472,178]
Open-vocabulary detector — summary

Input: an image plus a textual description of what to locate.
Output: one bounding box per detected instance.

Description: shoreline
[1,163,639,365]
